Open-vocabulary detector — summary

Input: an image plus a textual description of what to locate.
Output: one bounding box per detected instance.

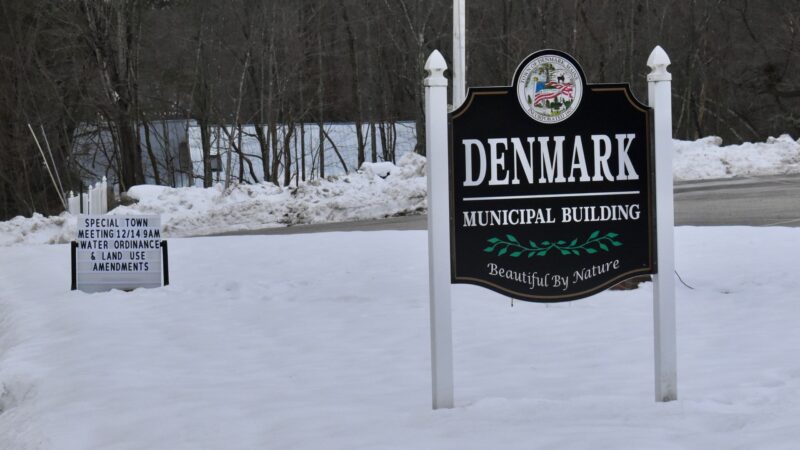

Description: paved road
[674,174,800,227]
[213,174,800,236]
[213,215,426,236]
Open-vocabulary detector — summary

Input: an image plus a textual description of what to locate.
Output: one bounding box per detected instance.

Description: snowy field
[1,227,799,449]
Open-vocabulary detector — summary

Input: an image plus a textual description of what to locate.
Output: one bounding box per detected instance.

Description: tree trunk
[317,16,325,179]
[237,126,244,183]
[80,0,145,191]
[379,122,388,161]
[142,119,161,185]
[161,120,176,186]
[255,124,270,182]
[390,121,397,163]
[341,2,366,168]
[370,121,377,162]
[283,122,294,186]
[117,117,141,190]
[199,119,212,187]
[269,122,280,184]
[300,122,306,181]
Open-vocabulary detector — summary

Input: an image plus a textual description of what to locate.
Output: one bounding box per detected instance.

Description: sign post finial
[425,50,448,86]
[647,45,672,82]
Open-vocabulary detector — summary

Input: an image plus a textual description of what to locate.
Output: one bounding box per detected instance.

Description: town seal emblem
[516,53,583,124]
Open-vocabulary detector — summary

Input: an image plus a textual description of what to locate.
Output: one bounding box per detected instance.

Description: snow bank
[4,134,800,247]
[0,154,426,246]
[1,227,800,449]
[674,134,800,180]
[0,213,76,247]
[111,152,426,237]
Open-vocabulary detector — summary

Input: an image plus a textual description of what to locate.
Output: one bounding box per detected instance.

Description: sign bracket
[162,240,170,286]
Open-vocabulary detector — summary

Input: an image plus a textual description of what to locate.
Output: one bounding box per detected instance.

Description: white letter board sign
[74,215,165,293]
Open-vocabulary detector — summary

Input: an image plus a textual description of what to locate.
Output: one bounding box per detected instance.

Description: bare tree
[5,0,800,220]
[78,0,146,191]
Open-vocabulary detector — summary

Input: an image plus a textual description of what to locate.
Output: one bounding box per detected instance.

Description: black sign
[449,50,655,302]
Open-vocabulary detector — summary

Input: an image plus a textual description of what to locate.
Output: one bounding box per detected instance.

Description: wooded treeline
[2,0,799,220]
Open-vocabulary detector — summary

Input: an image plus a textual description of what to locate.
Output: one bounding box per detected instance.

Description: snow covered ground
[2,134,800,448]
[3,135,800,247]
[0,227,799,449]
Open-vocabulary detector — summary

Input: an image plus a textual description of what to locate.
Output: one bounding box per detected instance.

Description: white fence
[68,177,108,215]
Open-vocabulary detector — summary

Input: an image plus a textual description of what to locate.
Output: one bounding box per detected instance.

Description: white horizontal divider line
[462,190,641,202]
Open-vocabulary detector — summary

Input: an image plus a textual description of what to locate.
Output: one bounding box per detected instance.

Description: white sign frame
[73,215,166,293]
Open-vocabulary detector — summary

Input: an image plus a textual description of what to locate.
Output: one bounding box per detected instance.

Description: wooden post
[425,50,454,409]
[648,45,678,402]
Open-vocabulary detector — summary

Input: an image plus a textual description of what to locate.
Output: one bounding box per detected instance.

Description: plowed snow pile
[0,153,426,246]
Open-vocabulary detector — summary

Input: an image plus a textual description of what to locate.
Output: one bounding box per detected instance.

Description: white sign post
[648,45,678,402]
[74,215,166,293]
[425,50,455,410]
[452,0,466,108]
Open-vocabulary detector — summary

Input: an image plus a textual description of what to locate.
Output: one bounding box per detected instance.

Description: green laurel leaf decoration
[483,231,623,257]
